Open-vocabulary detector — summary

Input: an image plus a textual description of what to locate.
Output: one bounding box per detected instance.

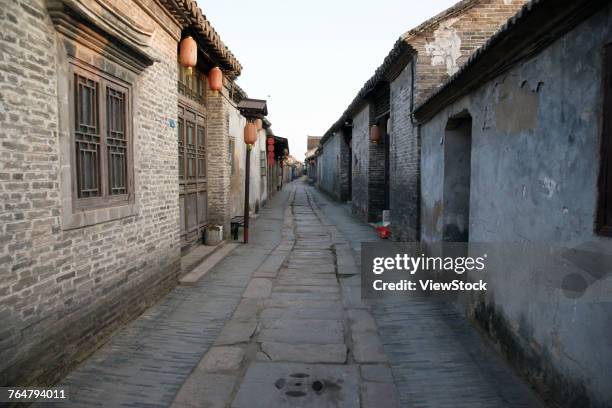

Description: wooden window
[598,45,612,236]
[261,151,267,176]
[178,118,185,180]
[177,62,206,105]
[70,63,132,208]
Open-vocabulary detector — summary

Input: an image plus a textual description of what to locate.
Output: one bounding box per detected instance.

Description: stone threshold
[179,242,240,286]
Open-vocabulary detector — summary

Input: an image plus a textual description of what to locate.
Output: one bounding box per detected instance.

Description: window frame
[68,61,134,211]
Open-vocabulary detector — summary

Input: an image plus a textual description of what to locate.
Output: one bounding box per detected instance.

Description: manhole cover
[231,363,359,408]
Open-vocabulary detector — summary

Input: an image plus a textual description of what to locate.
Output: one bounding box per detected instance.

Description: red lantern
[208,67,223,94]
[180,36,197,76]
[267,137,274,145]
[370,125,381,144]
[244,122,257,145]
[267,144,274,152]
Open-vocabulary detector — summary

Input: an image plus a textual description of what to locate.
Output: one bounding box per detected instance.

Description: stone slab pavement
[48,179,545,407]
[308,184,545,408]
[171,182,400,408]
[49,189,293,407]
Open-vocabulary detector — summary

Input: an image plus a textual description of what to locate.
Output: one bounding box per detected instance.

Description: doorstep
[179,242,239,286]
[180,242,223,276]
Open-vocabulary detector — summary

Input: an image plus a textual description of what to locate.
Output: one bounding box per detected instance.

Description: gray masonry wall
[350,105,370,220]
[389,61,419,240]
[0,0,182,386]
[420,8,612,407]
[318,132,342,200]
[389,0,527,241]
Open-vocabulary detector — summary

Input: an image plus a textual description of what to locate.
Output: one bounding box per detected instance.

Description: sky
[196,0,459,159]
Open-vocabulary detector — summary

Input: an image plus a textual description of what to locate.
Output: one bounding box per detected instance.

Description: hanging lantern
[267,144,274,152]
[370,124,381,144]
[255,119,263,130]
[179,36,197,76]
[244,122,257,145]
[208,67,223,94]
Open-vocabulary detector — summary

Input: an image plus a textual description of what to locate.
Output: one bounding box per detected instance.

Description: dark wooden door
[178,101,207,250]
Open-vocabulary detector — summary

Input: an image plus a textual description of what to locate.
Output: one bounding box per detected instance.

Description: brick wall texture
[0,0,183,386]
[389,0,527,241]
[350,106,370,220]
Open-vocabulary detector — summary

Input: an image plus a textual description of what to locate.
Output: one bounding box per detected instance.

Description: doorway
[443,113,472,242]
[178,100,207,252]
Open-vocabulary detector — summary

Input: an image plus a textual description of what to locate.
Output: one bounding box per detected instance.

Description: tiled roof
[161,0,242,77]
[318,0,482,147]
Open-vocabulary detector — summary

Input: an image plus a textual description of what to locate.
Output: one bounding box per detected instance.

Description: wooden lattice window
[107,86,127,195]
[71,63,132,208]
[197,126,206,178]
[178,119,185,180]
[598,45,612,237]
[74,73,100,198]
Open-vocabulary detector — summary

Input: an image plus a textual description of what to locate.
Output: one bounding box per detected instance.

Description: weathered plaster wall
[350,105,370,220]
[412,0,528,106]
[420,8,612,407]
[0,0,181,386]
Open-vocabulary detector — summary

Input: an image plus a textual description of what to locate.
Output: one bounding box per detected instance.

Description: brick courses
[0,0,230,387]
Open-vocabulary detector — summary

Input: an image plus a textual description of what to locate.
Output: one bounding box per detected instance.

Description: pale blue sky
[196,0,459,159]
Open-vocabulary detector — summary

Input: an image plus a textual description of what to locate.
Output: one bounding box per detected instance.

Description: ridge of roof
[320,37,414,146]
[319,0,483,147]
[402,0,480,41]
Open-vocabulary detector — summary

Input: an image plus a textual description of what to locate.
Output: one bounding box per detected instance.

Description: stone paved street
[52,180,544,407]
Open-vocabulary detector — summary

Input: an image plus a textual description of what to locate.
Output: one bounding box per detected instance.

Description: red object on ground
[376,226,391,239]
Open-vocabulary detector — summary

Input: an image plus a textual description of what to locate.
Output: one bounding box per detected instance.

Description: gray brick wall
[0,0,182,386]
[350,105,369,220]
[389,62,420,241]
[206,86,232,238]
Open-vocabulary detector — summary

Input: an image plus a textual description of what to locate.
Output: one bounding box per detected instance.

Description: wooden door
[178,102,207,250]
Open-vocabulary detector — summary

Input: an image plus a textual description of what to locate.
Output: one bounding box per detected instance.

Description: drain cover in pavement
[231,362,359,408]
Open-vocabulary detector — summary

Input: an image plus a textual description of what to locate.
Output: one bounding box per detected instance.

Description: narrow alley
[49,180,542,407]
[2,0,611,406]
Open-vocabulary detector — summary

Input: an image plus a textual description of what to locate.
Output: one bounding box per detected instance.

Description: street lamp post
[237,98,268,244]
[244,144,251,243]
[243,121,257,243]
